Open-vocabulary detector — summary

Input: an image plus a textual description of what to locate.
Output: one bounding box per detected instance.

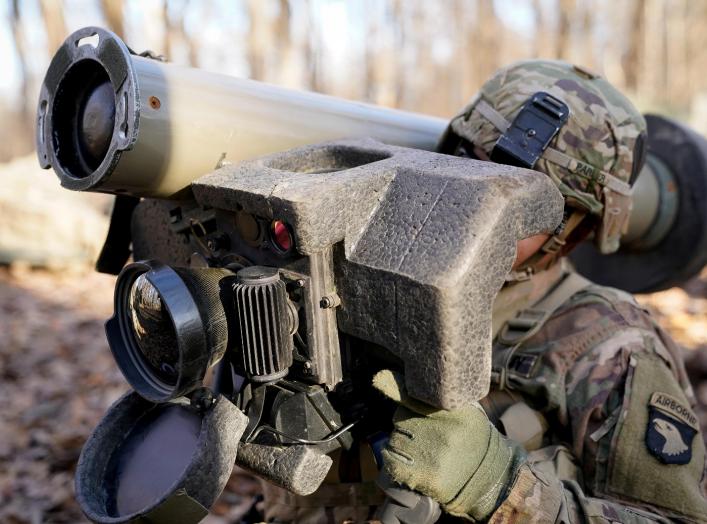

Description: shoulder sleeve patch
[606,353,707,520]
[646,392,699,465]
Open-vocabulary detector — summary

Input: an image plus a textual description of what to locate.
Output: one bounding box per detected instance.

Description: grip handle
[376,472,441,524]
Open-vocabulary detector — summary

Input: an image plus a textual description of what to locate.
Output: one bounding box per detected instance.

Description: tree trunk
[246,0,267,80]
[307,7,322,92]
[622,0,645,91]
[579,2,595,69]
[362,0,379,102]
[10,0,29,121]
[273,0,291,82]
[474,0,499,87]
[686,0,707,102]
[162,1,172,58]
[101,0,125,40]
[390,0,405,108]
[555,0,575,60]
[453,0,473,102]
[532,0,551,57]
[163,0,199,65]
[8,0,33,158]
[39,0,67,53]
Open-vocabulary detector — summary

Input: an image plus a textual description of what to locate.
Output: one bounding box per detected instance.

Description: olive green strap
[543,147,631,195]
[475,98,510,133]
[493,270,592,390]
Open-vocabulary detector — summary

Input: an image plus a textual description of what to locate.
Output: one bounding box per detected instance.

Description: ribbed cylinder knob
[233,266,294,382]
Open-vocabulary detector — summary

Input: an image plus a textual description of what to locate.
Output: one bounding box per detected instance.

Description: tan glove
[373,370,526,521]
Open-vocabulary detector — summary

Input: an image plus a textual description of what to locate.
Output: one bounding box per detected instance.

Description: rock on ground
[0,155,111,268]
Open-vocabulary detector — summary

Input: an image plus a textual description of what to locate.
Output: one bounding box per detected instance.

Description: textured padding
[191,139,563,408]
[131,199,194,264]
[236,442,333,496]
[173,267,233,367]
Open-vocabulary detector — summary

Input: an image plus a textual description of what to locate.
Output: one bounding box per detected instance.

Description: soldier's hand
[373,370,525,521]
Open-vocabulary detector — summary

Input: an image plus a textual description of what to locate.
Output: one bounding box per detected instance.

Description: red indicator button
[271,220,293,253]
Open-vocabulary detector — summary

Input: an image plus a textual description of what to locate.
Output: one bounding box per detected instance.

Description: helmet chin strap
[506,209,587,282]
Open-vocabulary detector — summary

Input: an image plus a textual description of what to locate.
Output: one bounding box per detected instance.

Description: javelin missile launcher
[37,26,707,524]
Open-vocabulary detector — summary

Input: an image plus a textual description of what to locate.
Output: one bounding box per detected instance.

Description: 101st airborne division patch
[646,392,699,465]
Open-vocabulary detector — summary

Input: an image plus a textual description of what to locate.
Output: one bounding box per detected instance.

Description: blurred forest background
[2,0,707,523]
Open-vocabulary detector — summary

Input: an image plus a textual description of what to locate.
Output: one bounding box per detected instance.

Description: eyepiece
[106,261,234,402]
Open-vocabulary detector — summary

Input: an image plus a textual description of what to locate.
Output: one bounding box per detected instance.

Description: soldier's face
[513,234,550,269]
[473,145,491,161]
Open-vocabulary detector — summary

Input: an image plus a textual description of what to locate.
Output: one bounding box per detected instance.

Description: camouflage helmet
[438,59,647,254]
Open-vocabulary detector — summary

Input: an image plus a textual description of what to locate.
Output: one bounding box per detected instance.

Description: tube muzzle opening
[37,26,139,191]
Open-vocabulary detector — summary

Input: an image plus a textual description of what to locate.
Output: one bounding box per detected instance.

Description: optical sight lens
[108,261,234,402]
[128,274,180,385]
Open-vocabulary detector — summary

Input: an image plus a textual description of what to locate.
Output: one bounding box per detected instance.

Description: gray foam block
[131,199,194,265]
[192,139,564,408]
[236,442,333,496]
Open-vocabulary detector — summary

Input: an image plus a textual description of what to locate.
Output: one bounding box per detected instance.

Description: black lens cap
[75,391,247,523]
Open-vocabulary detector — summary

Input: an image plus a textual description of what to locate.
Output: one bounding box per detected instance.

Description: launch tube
[37,27,447,198]
[38,27,680,251]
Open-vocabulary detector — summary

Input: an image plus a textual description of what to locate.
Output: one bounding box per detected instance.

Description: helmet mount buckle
[490,92,570,169]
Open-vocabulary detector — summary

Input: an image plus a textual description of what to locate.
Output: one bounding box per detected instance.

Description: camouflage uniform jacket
[485,262,707,523]
[261,262,707,523]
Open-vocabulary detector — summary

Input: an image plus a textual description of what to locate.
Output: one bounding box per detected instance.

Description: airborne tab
[646,392,698,465]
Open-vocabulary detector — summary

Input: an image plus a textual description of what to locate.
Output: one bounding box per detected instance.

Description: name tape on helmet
[474,99,632,197]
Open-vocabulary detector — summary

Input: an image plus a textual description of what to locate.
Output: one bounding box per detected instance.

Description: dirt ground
[0,263,706,523]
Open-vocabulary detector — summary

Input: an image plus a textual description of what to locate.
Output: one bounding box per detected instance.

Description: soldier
[263,60,707,523]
